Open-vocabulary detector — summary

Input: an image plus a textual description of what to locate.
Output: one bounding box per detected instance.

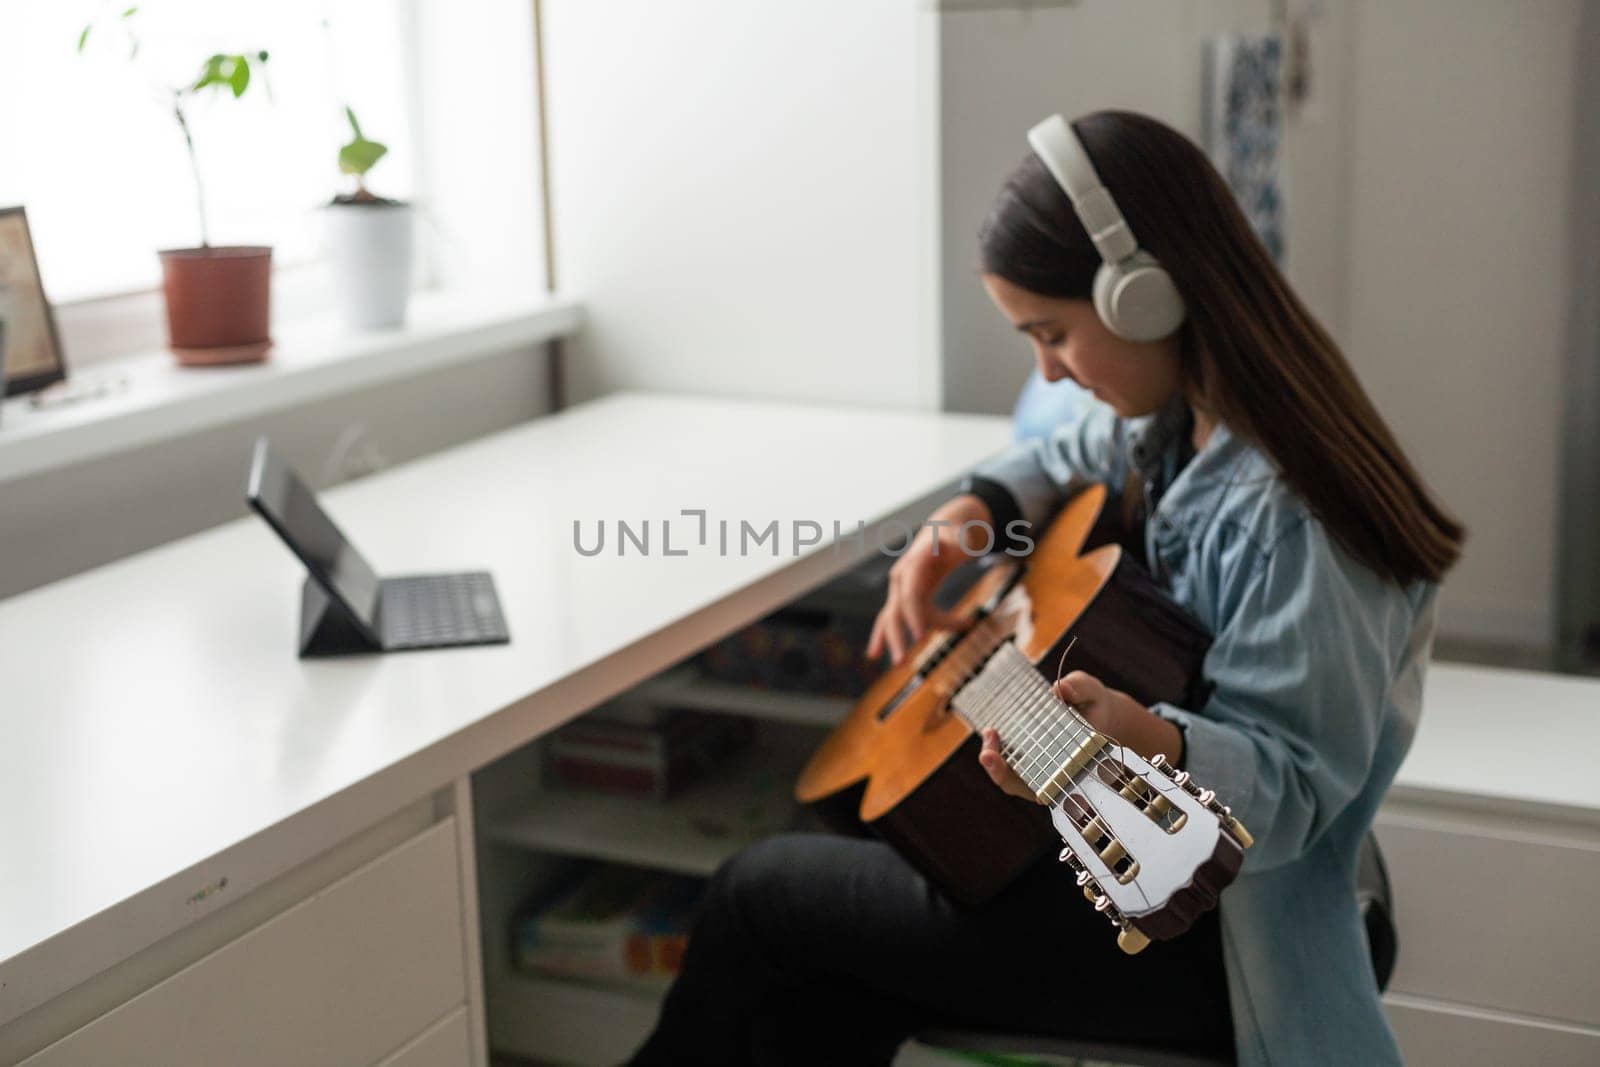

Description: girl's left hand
[1051,670,1185,767]
[976,670,1184,803]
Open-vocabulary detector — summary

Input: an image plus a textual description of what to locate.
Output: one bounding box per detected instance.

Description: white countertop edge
[1384,783,1600,836]
[0,478,955,1029]
[0,291,583,486]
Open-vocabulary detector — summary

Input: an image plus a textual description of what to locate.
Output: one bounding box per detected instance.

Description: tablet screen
[247,438,381,633]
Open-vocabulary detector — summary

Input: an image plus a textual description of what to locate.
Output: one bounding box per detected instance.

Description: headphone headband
[1026,114,1139,265]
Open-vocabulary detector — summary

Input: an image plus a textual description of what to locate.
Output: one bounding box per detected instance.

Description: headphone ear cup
[1092,262,1124,337]
[1095,253,1186,342]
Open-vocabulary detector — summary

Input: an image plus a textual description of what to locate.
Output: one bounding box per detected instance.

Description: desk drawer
[1386,993,1600,1066]
[24,817,466,1067]
[376,1006,471,1067]
[1376,812,1600,1026]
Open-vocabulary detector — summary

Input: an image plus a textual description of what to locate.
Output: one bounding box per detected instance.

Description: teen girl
[627,109,1463,1067]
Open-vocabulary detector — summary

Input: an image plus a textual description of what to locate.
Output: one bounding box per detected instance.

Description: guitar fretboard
[950,641,1101,797]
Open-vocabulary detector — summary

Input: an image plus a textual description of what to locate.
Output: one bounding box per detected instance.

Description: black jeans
[626,831,1234,1066]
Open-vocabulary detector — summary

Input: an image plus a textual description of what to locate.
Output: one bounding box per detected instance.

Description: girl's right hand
[865,493,995,666]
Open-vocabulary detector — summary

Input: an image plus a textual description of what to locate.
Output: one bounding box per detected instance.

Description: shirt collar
[1128,392,1194,482]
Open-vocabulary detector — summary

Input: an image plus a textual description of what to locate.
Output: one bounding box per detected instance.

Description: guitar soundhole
[875,629,971,723]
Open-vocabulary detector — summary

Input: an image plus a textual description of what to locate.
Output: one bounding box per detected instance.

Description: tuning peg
[1093,895,1113,913]
[1148,753,1167,771]
[1173,770,1191,787]
[1074,870,1092,888]
[1116,924,1151,955]
[1197,788,1216,805]
[1058,847,1082,868]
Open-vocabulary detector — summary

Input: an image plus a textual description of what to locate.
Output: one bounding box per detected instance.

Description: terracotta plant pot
[157,245,273,366]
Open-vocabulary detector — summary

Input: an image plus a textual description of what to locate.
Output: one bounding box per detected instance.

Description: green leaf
[121,6,138,18]
[187,50,268,101]
[229,56,250,97]
[339,138,388,178]
[77,25,91,52]
[339,105,388,178]
[191,54,224,92]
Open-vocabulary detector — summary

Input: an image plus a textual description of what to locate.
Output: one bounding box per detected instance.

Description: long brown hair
[979,110,1464,587]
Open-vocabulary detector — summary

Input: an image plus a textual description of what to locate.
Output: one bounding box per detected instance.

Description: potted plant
[324,107,413,330]
[79,10,274,366]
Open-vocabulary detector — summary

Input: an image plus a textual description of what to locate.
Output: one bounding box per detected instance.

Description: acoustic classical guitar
[794,484,1253,953]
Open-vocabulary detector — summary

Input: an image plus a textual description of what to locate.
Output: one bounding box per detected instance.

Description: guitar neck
[950,641,1106,802]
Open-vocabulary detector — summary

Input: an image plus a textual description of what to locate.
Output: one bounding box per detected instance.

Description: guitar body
[795,486,1213,908]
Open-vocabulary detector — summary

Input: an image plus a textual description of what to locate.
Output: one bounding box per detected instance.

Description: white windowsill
[0,290,583,486]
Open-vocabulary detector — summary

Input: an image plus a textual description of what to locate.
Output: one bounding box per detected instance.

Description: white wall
[1341,0,1584,647]
[1556,1,1600,665]
[937,0,1585,651]
[410,0,546,295]
[0,349,556,601]
[937,0,1354,416]
[541,0,941,411]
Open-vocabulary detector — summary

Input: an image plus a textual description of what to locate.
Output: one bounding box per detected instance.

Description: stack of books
[547,707,753,800]
[694,603,877,697]
[513,865,704,990]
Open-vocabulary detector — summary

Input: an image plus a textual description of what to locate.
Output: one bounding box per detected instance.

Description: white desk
[2,391,1598,1065]
[0,390,1012,1063]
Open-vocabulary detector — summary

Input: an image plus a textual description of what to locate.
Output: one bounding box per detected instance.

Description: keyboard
[377,572,510,650]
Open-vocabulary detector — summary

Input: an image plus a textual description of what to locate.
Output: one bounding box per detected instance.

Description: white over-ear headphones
[1027,114,1186,342]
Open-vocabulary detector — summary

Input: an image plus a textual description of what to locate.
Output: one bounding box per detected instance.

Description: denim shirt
[970,398,1435,1066]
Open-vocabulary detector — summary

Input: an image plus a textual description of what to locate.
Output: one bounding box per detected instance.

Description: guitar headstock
[1046,743,1251,954]
[947,638,1246,951]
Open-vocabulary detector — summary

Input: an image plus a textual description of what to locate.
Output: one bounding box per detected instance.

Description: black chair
[914,833,1397,1067]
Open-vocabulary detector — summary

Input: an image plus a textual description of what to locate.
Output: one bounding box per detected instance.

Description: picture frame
[0,206,67,397]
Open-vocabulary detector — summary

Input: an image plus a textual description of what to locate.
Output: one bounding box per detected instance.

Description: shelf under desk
[486,726,816,877]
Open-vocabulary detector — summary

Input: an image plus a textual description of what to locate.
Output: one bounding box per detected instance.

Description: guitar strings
[964,637,1155,810]
[963,649,1152,852]
[946,619,1099,787]
[941,621,1097,783]
[944,623,1144,801]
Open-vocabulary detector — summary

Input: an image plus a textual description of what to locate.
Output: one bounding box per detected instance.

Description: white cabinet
[1385,994,1600,1067]
[1377,799,1600,1064]
[376,1007,473,1067]
[1378,810,1600,1025]
[23,818,469,1067]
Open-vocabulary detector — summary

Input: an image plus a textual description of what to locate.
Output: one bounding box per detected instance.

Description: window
[0,1,416,305]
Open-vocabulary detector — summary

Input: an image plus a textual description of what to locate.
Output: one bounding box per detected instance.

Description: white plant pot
[324,201,414,330]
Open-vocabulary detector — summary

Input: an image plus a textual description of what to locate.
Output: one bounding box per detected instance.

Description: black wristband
[957,474,1027,556]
